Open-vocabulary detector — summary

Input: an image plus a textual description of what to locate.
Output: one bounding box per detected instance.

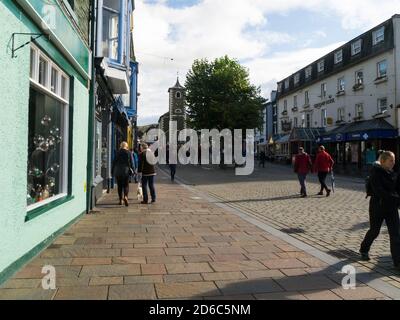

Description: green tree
[185,55,266,132]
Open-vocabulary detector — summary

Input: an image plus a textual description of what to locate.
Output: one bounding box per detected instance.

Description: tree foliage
[185,55,266,132]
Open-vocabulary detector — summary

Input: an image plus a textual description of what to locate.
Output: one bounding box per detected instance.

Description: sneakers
[359,251,370,261]
[326,189,331,197]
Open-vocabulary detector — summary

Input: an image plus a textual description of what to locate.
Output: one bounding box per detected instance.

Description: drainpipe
[86,0,97,213]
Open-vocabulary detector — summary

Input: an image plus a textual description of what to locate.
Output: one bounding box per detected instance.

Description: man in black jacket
[360,151,400,269]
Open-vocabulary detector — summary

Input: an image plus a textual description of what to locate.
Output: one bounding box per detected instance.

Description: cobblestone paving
[171,163,400,286]
[0,169,396,299]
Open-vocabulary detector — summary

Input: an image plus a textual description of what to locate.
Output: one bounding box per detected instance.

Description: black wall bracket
[11,33,50,58]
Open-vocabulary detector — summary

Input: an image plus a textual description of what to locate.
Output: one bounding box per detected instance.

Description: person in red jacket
[313,145,334,197]
[294,147,312,197]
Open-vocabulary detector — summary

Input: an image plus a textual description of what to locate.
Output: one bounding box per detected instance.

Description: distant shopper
[294,147,312,197]
[259,150,266,168]
[359,151,400,269]
[313,146,334,197]
[138,143,156,204]
[166,145,176,181]
[112,141,134,206]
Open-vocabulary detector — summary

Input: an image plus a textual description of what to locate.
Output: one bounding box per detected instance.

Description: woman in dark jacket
[112,141,134,206]
[360,151,400,269]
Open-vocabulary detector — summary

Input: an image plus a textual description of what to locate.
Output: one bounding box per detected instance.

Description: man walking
[294,147,312,197]
[313,145,334,197]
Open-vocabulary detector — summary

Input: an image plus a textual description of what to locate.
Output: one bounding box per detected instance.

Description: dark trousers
[318,172,329,192]
[116,176,129,200]
[360,205,400,264]
[169,164,176,181]
[142,175,156,203]
[297,174,307,195]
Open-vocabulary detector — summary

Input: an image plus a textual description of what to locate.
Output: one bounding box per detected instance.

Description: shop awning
[275,134,290,144]
[316,119,397,143]
[290,127,326,142]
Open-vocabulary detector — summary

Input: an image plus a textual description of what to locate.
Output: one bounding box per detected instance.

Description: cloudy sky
[134,0,400,125]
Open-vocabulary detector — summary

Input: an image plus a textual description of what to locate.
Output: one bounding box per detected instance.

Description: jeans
[142,175,156,203]
[297,174,307,195]
[116,176,129,200]
[318,172,329,192]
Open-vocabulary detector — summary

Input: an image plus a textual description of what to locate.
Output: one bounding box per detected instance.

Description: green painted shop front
[0,0,90,284]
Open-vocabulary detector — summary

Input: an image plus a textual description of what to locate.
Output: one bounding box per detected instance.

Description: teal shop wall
[0,1,89,277]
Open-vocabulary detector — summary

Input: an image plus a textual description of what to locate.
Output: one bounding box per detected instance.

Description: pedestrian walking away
[166,145,177,181]
[112,141,134,206]
[313,145,334,197]
[294,147,312,197]
[138,143,157,204]
[259,150,266,168]
[360,151,400,269]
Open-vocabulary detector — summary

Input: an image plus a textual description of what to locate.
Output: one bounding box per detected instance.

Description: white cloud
[133,0,400,125]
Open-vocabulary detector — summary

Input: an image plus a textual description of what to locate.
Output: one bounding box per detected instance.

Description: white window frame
[334,50,343,64]
[338,108,345,122]
[338,77,345,92]
[321,109,327,127]
[321,83,327,98]
[378,98,388,113]
[28,44,70,211]
[355,103,364,118]
[305,66,312,79]
[355,70,364,85]
[306,113,312,128]
[351,39,362,56]
[317,60,325,72]
[377,60,387,78]
[373,26,385,45]
[294,73,300,85]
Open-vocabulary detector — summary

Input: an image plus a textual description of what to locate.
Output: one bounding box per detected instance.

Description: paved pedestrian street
[1,167,400,300]
[173,163,400,289]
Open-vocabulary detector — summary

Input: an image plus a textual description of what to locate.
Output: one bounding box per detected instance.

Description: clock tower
[168,77,186,139]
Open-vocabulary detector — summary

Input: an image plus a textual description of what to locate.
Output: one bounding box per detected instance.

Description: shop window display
[27,45,69,208]
[27,88,65,206]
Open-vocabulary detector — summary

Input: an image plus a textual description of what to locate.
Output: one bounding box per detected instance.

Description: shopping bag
[137,182,143,201]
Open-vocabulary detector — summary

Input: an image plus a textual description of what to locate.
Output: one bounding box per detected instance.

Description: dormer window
[334,50,343,64]
[351,39,362,56]
[305,66,312,79]
[294,73,300,85]
[373,26,385,45]
[284,79,290,89]
[317,60,325,73]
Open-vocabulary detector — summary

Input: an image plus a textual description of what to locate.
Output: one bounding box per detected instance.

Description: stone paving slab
[0,168,398,300]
